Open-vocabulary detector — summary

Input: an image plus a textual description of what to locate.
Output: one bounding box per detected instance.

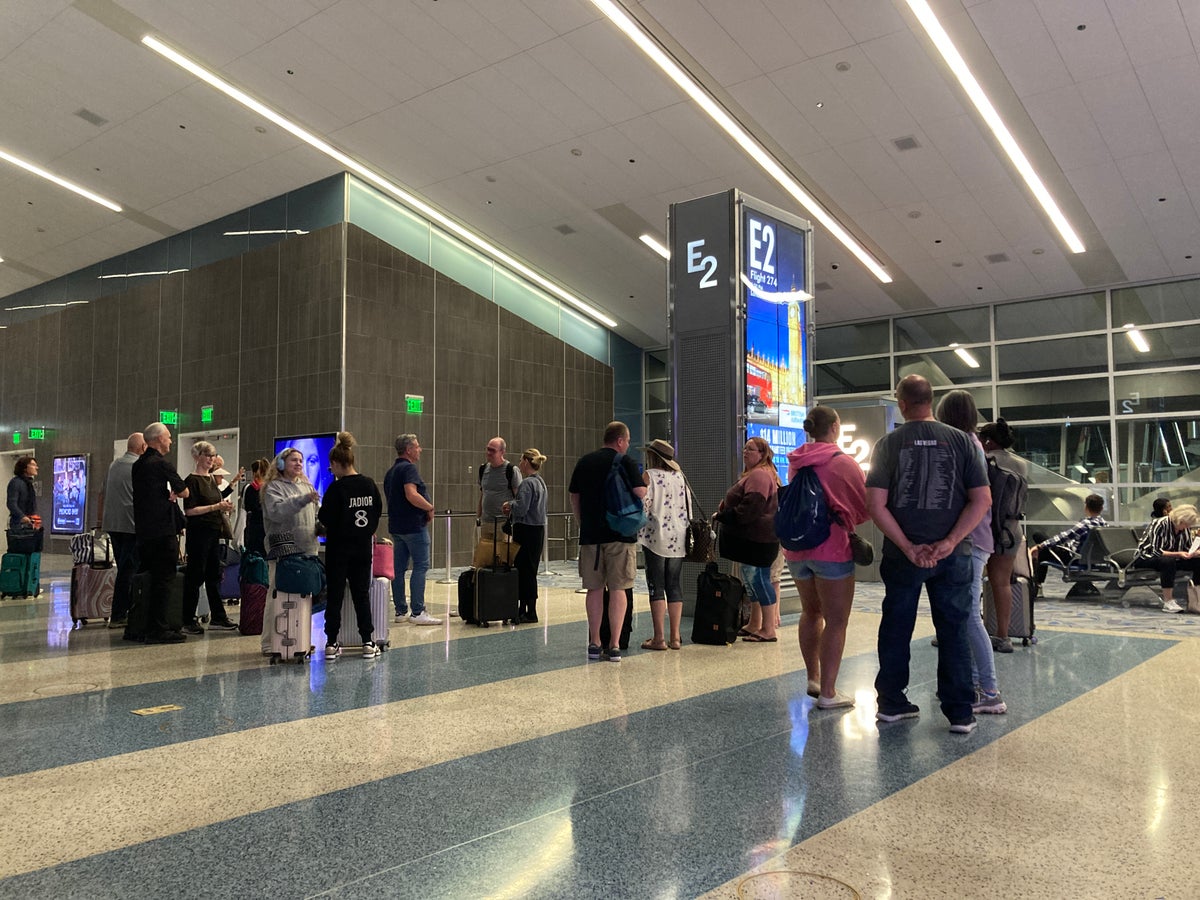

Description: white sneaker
[1163,599,1183,613]
[816,691,855,710]
[362,641,381,659]
[394,614,411,624]
[410,612,443,626]
[324,642,342,661]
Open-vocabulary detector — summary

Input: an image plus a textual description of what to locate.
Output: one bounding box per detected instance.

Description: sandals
[640,638,668,651]
[668,638,682,650]
[736,627,752,637]
[742,633,778,643]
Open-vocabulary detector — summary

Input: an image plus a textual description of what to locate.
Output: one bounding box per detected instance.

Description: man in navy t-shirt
[383,434,441,626]
[866,375,990,733]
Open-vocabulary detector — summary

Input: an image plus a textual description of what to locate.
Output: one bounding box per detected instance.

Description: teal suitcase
[0,552,40,599]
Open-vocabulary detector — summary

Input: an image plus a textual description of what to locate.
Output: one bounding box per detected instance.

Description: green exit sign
[405,394,424,415]
[27,428,45,440]
[201,405,214,424]
[160,410,178,426]
[12,432,20,445]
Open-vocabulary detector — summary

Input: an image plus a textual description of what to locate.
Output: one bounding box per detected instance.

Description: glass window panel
[347,179,430,264]
[995,292,1105,341]
[932,385,993,424]
[1025,486,1114,534]
[247,195,290,252]
[645,379,670,410]
[284,174,345,234]
[191,210,250,270]
[1114,372,1200,416]
[896,347,991,386]
[1116,417,1200,484]
[493,270,559,337]
[645,349,668,380]
[1010,421,1113,481]
[560,305,608,363]
[431,229,493,300]
[997,378,1109,420]
[1113,279,1200,327]
[815,320,890,359]
[1119,485,1197,523]
[893,308,989,351]
[1112,323,1200,370]
[814,357,890,395]
[645,411,670,443]
[997,335,1107,379]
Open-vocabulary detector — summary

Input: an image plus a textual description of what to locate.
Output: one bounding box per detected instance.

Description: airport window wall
[814,280,1200,530]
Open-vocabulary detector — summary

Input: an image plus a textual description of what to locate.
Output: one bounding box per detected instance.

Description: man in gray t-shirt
[478,436,521,541]
[866,375,990,733]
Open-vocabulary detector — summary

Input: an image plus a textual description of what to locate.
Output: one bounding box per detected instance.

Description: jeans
[875,549,974,723]
[967,546,998,693]
[391,528,430,616]
[741,562,776,607]
[643,549,683,604]
[108,531,139,621]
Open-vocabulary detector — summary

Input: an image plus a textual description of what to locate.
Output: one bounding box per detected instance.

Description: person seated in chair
[1130,504,1200,613]
[1030,494,1106,585]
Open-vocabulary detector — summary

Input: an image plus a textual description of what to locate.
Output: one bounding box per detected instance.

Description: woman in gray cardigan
[259,447,320,653]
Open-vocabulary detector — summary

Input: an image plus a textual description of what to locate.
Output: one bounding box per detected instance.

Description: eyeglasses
[486,447,501,453]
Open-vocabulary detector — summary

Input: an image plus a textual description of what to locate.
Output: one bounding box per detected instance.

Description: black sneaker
[949,716,977,734]
[146,630,186,644]
[587,644,602,661]
[182,622,204,635]
[876,702,920,723]
[520,612,539,624]
[208,619,238,630]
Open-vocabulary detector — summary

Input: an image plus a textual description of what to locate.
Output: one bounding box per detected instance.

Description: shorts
[787,558,855,582]
[993,522,1023,557]
[579,542,637,591]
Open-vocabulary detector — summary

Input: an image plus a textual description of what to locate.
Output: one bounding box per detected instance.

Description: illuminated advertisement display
[52,454,88,534]
[742,206,810,484]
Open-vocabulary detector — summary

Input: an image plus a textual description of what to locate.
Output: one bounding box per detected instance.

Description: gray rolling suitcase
[337,577,391,649]
[983,542,1037,646]
[268,590,313,664]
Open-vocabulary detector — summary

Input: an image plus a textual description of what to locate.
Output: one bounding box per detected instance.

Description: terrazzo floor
[1,554,1197,898]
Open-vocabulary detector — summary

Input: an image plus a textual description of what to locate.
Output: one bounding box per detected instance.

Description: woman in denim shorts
[784,406,868,709]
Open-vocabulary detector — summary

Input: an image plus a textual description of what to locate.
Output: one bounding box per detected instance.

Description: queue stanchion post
[435,509,455,584]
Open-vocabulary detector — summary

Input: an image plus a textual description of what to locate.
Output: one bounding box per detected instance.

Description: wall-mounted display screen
[273,434,336,500]
[52,454,88,534]
[742,206,810,484]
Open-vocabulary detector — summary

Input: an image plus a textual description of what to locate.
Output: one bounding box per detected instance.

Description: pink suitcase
[70,563,115,625]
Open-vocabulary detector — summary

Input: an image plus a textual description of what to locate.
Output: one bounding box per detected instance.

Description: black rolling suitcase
[469,528,518,627]
[691,562,744,646]
[124,570,184,641]
[458,569,477,623]
[599,587,634,650]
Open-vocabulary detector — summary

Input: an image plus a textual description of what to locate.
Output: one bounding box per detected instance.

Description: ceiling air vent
[985,252,1010,264]
[554,224,576,235]
[74,108,108,127]
[892,136,920,152]
[814,281,833,292]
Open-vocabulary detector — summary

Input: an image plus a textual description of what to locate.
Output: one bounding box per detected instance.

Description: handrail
[428,510,577,583]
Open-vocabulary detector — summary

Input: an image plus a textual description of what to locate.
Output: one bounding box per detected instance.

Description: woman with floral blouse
[637,439,690,650]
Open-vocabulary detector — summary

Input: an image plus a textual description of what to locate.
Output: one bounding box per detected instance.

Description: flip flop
[736,627,752,637]
[743,633,778,643]
[668,639,682,650]
[640,638,668,651]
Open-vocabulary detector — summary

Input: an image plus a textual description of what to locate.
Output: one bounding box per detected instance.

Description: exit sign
[27,428,45,440]
[160,410,178,426]
[405,394,424,415]
[201,405,214,424]
[12,432,19,445]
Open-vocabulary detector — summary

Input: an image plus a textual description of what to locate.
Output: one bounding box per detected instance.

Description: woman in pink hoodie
[785,406,869,710]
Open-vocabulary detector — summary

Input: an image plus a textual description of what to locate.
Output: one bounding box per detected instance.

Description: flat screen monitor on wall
[52,454,88,535]
[272,434,336,500]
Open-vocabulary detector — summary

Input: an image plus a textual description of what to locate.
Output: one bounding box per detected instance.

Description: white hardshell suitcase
[338,577,391,650]
[268,590,313,664]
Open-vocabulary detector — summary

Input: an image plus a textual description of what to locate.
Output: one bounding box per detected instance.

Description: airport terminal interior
[4,1,1200,898]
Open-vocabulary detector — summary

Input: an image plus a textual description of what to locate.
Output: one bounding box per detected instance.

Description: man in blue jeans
[383,434,442,626]
[866,375,990,733]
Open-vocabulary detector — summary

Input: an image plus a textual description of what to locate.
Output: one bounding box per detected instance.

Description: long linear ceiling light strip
[589,0,891,284]
[905,0,1085,254]
[140,35,619,329]
[0,148,122,212]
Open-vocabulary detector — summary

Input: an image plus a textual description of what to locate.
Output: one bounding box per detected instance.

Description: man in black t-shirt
[866,376,990,733]
[569,421,645,662]
[131,422,189,644]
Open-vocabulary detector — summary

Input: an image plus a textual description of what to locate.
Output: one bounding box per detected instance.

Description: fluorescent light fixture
[739,273,813,303]
[223,229,309,236]
[639,233,670,259]
[98,269,188,279]
[1122,323,1150,353]
[589,0,891,284]
[949,343,980,368]
[141,35,618,330]
[0,148,122,213]
[905,0,1085,254]
[8,301,89,311]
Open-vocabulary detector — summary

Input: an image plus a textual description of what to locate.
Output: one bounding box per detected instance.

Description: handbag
[848,531,874,567]
[472,535,521,569]
[372,537,395,580]
[275,553,326,597]
[682,477,715,563]
[717,520,779,568]
[1187,582,1200,615]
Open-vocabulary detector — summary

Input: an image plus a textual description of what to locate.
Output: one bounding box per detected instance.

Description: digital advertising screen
[742,206,811,484]
[272,433,336,500]
[52,454,88,534]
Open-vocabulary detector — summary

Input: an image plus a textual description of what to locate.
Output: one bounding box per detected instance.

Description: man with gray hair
[130,422,189,643]
[98,431,146,628]
[383,434,441,626]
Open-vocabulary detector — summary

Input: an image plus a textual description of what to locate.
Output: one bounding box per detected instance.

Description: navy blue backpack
[775,460,839,551]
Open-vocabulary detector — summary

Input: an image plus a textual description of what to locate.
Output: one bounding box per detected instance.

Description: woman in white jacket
[259,447,320,653]
[637,439,689,650]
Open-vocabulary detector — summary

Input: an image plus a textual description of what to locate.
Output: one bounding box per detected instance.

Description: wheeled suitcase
[983,576,1036,645]
[238,582,268,636]
[457,568,475,621]
[473,566,519,626]
[219,561,241,601]
[0,552,40,599]
[70,563,115,625]
[124,569,184,641]
[599,587,634,650]
[371,537,394,580]
[691,561,744,646]
[268,590,313,664]
[337,577,391,649]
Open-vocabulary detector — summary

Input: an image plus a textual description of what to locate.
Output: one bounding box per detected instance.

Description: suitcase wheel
[477,620,490,628]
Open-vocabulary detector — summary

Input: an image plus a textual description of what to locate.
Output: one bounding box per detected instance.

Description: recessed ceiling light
[952,261,964,268]
[1032,248,1045,255]
[905,0,1085,254]
[570,148,583,157]
[0,148,121,212]
[1076,24,1086,31]
[907,210,922,219]
[141,33,618,330]
[588,0,891,284]
[835,61,852,72]
[815,101,824,109]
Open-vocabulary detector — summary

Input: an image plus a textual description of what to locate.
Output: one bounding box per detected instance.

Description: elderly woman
[181,441,237,633]
[716,436,781,642]
[259,446,321,653]
[1131,503,1200,613]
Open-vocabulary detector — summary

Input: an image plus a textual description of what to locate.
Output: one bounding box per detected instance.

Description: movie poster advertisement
[743,207,810,484]
[52,454,88,534]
